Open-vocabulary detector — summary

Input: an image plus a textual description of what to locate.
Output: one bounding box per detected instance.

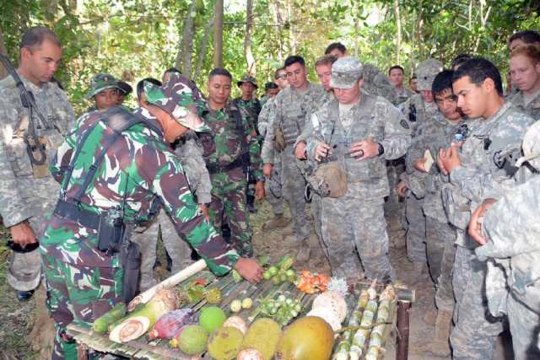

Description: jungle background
[0,0,538,358]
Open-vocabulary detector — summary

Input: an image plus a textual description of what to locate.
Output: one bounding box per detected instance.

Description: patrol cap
[415,59,443,91]
[7,248,41,292]
[516,121,540,169]
[85,73,121,99]
[117,81,133,96]
[330,57,363,89]
[144,73,210,133]
[237,74,258,88]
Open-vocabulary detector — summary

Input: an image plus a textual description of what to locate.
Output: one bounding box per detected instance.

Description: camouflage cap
[516,121,540,169]
[7,249,41,291]
[237,74,258,88]
[144,73,210,132]
[85,73,121,99]
[330,57,363,89]
[117,81,133,96]
[415,59,443,91]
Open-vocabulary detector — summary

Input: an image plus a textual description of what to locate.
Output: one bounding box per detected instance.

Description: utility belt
[54,199,140,303]
[207,153,248,174]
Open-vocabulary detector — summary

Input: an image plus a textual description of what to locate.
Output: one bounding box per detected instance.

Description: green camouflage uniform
[41,79,238,358]
[509,89,540,121]
[0,74,74,293]
[448,101,534,359]
[202,101,263,257]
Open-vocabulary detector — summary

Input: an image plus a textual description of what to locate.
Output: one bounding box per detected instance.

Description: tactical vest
[322,95,387,182]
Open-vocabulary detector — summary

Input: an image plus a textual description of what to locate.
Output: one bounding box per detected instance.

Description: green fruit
[176,325,208,355]
[230,299,242,313]
[242,318,282,360]
[275,316,334,360]
[199,306,226,333]
[272,276,281,285]
[208,326,244,360]
[263,271,272,280]
[205,287,222,304]
[285,269,295,277]
[279,273,288,282]
[268,266,278,276]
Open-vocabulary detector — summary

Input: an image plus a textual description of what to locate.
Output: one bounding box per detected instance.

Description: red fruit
[147,308,194,340]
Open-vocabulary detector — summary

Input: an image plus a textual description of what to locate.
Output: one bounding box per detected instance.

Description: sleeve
[261,99,278,164]
[305,113,325,160]
[380,98,412,160]
[140,146,239,276]
[257,100,271,137]
[50,113,85,184]
[175,133,212,204]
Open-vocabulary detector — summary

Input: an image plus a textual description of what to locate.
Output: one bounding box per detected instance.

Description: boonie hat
[330,57,363,89]
[237,75,258,88]
[85,73,121,99]
[144,73,210,133]
[117,81,133,96]
[7,249,41,291]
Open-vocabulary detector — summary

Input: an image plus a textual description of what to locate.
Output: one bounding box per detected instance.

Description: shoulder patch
[400,119,410,129]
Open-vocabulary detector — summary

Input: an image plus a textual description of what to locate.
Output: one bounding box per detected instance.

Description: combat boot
[295,238,311,262]
[263,214,291,229]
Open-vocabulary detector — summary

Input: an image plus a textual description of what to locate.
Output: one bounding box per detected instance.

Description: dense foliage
[1,0,538,112]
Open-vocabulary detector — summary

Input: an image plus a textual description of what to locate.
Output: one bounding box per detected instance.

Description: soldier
[85,73,122,113]
[260,81,279,108]
[396,59,443,282]
[131,76,212,291]
[412,70,464,356]
[162,67,182,83]
[324,42,347,58]
[438,57,534,359]
[305,57,410,283]
[508,30,540,52]
[261,55,327,261]
[469,121,540,360]
[389,65,415,105]
[202,68,265,258]
[258,68,290,229]
[41,75,262,359]
[409,75,419,93]
[0,26,75,302]
[508,44,540,120]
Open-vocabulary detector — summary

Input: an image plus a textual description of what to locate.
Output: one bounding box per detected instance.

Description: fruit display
[83,255,402,360]
[262,255,296,285]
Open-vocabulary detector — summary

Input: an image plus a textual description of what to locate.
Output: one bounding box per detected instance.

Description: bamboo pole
[396,300,411,360]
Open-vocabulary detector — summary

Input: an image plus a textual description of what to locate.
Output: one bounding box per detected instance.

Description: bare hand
[295,142,307,160]
[255,181,265,201]
[10,221,37,248]
[437,148,449,175]
[199,203,210,220]
[350,136,378,160]
[315,142,331,162]
[468,198,497,245]
[414,157,428,173]
[234,257,263,284]
[263,163,273,178]
[439,145,462,174]
[396,181,407,198]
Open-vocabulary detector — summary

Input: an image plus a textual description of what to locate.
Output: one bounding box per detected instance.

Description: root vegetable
[147,308,194,340]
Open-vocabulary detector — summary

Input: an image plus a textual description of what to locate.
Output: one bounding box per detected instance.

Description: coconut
[311,291,348,323]
[306,307,342,331]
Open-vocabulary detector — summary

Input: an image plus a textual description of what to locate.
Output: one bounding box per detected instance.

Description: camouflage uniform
[447,102,534,359]
[41,78,239,359]
[131,131,211,291]
[415,113,462,311]
[258,98,284,218]
[0,74,74,293]
[475,122,540,359]
[202,101,263,257]
[509,89,540,120]
[399,60,443,268]
[261,82,327,243]
[395,87,416,106]
[306,58,411,282]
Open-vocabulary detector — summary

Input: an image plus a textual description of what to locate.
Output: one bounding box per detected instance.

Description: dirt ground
[0,200,514,360]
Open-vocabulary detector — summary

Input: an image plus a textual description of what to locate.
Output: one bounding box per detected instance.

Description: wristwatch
[377,142,385,156]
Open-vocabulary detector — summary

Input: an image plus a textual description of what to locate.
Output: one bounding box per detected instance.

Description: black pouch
[118,240,141,303]
[97,216,126,254]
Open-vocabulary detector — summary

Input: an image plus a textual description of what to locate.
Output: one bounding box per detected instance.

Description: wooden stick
[396,300,411,360]
[128,259,207,311]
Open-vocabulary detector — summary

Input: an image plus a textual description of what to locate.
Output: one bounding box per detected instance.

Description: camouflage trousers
[265,158,284,217]
[310,191,323,243]
[450,245,504,359]
[405,191,427,263]
[281,151,310,242]
[209,180,253,258]
[426,216,457,313]
[42,253,123,360]
[507,292,540,360]
[320,187,395,283]
[131,210,193,291]
[384,159,406,221]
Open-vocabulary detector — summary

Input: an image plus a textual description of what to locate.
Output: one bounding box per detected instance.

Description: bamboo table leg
[396,300,411,360]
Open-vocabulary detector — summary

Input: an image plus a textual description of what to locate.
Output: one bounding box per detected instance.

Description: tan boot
[423,310,453,357]
[295,238,311,262]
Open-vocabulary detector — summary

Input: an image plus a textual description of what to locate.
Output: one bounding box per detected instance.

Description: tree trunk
[414,0,424,62]
[175,0,197,78]
[245,0,256,74]
[394,0,401,64]
[194,15,215,80]
[0,25,9,79]
[214,0,224,68]
[272,0,284,61]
